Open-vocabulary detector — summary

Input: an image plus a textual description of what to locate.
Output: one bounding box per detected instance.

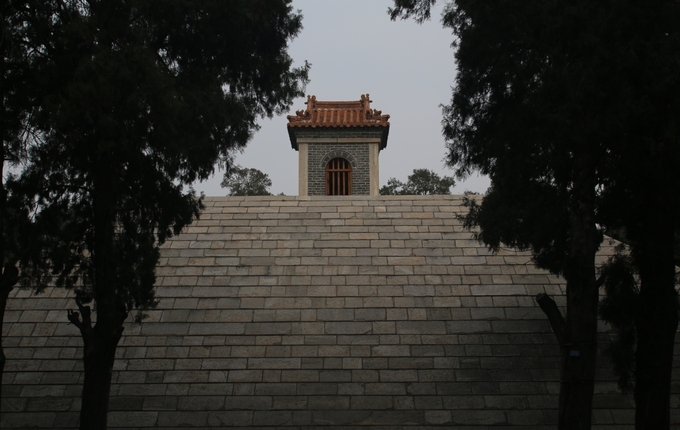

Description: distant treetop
[221,165,273,196]
[380,168,455,195]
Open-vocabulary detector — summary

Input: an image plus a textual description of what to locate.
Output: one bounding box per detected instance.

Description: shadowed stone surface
[2,195,678,429]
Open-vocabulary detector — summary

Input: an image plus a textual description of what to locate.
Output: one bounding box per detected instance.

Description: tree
[221,165,273,196]
[380,168,455,195]
[391,1,680,429]
[0,0,56,412]
[19,1,308,428]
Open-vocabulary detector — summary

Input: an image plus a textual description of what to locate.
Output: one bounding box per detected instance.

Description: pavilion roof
[287,94,390,129]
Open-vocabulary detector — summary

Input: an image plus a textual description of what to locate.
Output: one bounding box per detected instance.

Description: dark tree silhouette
[0,1,57,411]
[18,1,308,428]
[391,1,680,428]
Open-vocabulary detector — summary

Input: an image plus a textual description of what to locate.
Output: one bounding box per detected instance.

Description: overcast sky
[193,0,490,197]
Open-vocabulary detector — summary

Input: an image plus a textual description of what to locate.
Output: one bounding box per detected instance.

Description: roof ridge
[287,94,390,129]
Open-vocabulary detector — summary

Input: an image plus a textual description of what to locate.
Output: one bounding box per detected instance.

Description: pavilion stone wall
[296,129,382,196]
[2,195,678,429]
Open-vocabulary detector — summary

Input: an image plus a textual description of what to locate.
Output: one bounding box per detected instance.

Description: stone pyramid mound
[2,195,669,429]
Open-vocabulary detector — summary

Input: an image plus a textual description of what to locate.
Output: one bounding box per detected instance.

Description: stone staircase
[2,195,669,429]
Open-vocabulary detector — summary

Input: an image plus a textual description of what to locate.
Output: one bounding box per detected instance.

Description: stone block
[307,395,350,410]
[351,369,379,382]
[106,411,159,427]
[293,410,371,426]
[499,381,548,395]
[446,320,492,334]
[371,345,409,357]
[230,383,254,396]
[206,411,253,427]
[297,383,338,395]
[200,358,247,370]
[19,385,66,397]
[244,323,292,335]
[507,409,545,425]
[325,322,371,335]
[319,370,351,382]
[322,357,343,368]
[255,383,296,395]
[273,396,308,410]
[317,309,353,321]
[342,357,362,369]
[425,410,451,424]
[218,310,253,322]
[372,322,396,334]
[380,369,418,382]
[337,336,377,347]
[157,411,208,427]
[450,410,506,425]
[25,397,72,412]
[396,321,446,335]
[247,358,301,369]
[177,396,224,410]
[281,370,319,382]
[230,346,266,357]
[262,369,282,382]
[365,383,406,395]
[292,322,324,335]
[224,395,272,410]
[143,396,178,411]
[227,370,262,382]
[318,345,350,357]
[0,412,55,428]
[387,256,426,265]
[351,395,392,410]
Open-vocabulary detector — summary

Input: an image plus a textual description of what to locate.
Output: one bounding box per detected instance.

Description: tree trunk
[0,137,19,418]
[559,267,599,430]
[79,322,124,429]
[70,164,127,430]
[635,288,678,429]
[0,281,10,414]
[537,156,600,430]
[633,206,678,430]
[0,38,7,417]
[0,263,18,414]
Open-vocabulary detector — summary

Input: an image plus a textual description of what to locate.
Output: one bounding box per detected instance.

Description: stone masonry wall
[308,143,368,195]
[1,196,679,429]
[295,129,383,196]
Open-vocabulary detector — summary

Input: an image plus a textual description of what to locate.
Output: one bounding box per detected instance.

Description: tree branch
[536,293,568,346]
[67,298,92,331]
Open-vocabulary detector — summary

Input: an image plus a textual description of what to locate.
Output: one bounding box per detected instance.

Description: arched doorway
[326,157,352,195]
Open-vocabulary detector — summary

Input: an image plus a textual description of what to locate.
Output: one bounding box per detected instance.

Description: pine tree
[19,1,309,428]
[391,1,680,428]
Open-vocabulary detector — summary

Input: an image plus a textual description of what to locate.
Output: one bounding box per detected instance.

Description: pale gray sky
[193,0,489,196]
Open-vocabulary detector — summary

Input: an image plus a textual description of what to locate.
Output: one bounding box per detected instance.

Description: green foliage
[380,168,455,195]
[221,165,273,196]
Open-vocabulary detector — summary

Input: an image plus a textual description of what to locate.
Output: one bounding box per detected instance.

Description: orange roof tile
[287,94,390,129]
